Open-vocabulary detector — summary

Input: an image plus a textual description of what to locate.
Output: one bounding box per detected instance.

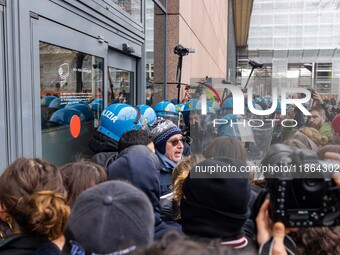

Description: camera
[261,144,340,227]
[122,43,135,53]
[248,59,264,69]
[174,44,195,56]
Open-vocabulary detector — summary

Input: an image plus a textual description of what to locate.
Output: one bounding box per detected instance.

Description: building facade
[239,0,340,98]
[1,0,249,169]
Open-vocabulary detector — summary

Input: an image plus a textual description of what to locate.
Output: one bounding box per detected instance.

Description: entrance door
[0,4,7,170]
[107,51,137,105]
[33,17,107,165]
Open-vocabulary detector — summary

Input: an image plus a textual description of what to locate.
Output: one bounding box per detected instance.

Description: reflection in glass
[108,67,133,105]
[40,42,104,165]
[145,0,166,106]
[111,0,142,23]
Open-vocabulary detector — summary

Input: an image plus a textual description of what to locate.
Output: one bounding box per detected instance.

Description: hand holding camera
[260,144,340,228]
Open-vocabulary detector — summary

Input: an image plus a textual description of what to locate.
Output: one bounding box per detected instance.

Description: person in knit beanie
[150,118,184,195]
[180,157,257,253]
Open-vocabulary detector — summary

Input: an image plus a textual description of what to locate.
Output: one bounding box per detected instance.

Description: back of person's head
[291,226,340,255]
[180,157,250,240]
[64,180,154,255]
[203,137,248,162]
[172,154,205,206]
[299,127,328,146]
[134,231,233,255]
[0,157,69,240]
[291,130,319,152]
[59,160,107,207]
[283,138,309,150]
[118,129,154,153]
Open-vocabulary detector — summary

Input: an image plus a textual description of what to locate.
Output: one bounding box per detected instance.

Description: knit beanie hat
[332,114,340,135]
[180,157,251,240]
[150,119,182,154]
[64,180,154,255]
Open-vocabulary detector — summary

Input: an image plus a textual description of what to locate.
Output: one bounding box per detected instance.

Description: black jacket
[107,145,182,240]
[0,235,61,255]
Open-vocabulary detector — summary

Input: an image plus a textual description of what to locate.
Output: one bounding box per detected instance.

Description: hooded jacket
[107,145,182,239]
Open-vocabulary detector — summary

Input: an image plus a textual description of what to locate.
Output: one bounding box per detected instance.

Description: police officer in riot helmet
[89,103,143,166]
[182,99,217,154]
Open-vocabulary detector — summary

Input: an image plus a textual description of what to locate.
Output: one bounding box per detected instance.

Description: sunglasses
[168,137,186,146]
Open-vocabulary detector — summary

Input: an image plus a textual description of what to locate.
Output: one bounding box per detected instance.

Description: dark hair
[59,160,107,207]
[134,231,233,255]
[291,227,340,255]
[0,157,69,240]
[118,129,154,153]
[203,137,248,162]
[310,105,326,117]
[283,138,309,150]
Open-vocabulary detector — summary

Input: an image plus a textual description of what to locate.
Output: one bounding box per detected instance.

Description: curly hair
[172,154,205,220]
[291,226,340,255]
[0,157,70,240]
[299,127,328,146]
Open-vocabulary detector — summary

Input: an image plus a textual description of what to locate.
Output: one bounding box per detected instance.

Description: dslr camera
[260,144,340,227]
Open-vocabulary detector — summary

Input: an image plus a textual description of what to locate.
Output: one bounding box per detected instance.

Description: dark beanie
[180,157,251,240]
[64,181,154,254]
[150,119,182,154]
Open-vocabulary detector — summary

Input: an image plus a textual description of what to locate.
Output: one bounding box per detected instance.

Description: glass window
[289,25,302,36]
[0,6,7,171]
[145,0,166,106]
[110,0,142,23]
[289,37,302,48]
[274,26,288,36]
[108,67,133,105]
[40,42,104,165]
[274,14,287,25]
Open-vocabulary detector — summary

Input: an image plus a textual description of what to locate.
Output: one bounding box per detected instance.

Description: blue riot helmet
[275,101,281,113]
[66,103,94,121]
[153,100,179,125]
[97,103,142,143]
[89,99,103,117]
[170,98,179,104]
[217,114,255,143]
[41,96,58,126]
[182,99,215,132]
[49,108,85,126]
[182,99,200,128]
[137,104,157,126]
[221,97,234,116]
[91,98,103,105]
[175,103,185,112]
[49,98,67,110]
[41,95,58,106]
[208,100,221,117]
[89,102,103,112]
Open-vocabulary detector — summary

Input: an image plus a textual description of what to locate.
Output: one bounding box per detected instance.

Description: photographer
[256,199,296,255]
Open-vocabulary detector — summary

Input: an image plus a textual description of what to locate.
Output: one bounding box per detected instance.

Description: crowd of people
[1,88,340,255]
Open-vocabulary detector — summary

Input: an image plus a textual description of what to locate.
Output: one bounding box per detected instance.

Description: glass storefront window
[145,0,166,106]
[40,42,103,165]
[110,0,142,23]
[108,67,133,105]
